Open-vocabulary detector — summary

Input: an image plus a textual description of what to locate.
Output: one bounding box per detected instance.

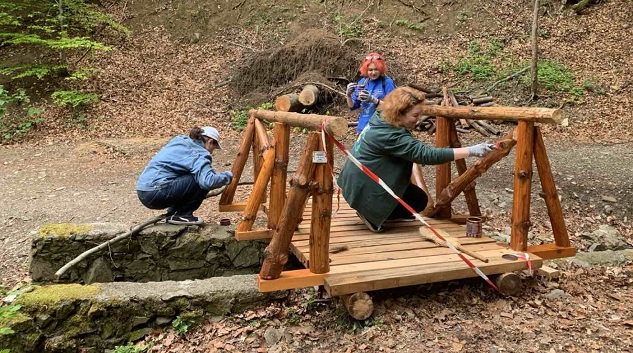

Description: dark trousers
[386,183,429,220]
[137,174,209,217]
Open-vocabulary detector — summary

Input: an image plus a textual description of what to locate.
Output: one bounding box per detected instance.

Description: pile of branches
[410,84,502,137]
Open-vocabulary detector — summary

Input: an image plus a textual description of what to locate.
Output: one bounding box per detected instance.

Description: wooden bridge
[218,99,575,318]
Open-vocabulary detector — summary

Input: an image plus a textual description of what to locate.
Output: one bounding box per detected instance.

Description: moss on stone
[39,223,94,238]
[16,284,101,307]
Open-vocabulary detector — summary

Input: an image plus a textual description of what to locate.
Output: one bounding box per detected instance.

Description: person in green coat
[337,86,497,232]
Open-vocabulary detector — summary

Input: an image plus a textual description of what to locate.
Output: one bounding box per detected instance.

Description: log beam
[341,292,374,320]
[416,105,563,124]
[250,110,348,137]
[274,93,304,112]
[427,133,516,217]
[260,132,320,279]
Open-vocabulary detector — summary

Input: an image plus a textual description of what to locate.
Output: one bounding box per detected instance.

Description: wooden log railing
[220,103,573,283]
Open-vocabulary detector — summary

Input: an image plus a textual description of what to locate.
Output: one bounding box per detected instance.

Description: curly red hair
[359,52,387,77]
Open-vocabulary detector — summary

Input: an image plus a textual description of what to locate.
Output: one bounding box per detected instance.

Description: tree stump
[341,292,373,320]
[494,272,522,296]
[298,85,319,106]
[274,93,304,112]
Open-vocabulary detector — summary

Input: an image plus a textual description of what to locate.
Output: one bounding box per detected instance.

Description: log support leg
[494,272,522,296]
[220,116,255,205]
[341,292,374,320]
[510,121,534,252]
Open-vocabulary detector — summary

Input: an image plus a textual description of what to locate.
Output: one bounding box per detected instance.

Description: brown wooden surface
[219,116,255,205]
[527,244,576,259]
[274,93,304,112]
[257,196,565,295]
[237,145,276,232]
[416,105,563,124]
[219,202,248,212]
[309,136,334,274]
[533,126,570,247]
[260,132,320,279]
[235,229,274,241]
[268,123,290,230]
[510,121,535,251]
[250,110,349,138]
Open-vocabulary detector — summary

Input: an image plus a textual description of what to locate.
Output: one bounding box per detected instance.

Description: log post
[260,132,320,279]
[253,119,269,203]
[268,123,290,230]
[427,133,516,217]
[533,126,570,247]
[494,272,522,296]
[220,116,255,205]
[435,88,452,218]
[510,121,535,252]
[309,135,333,274]
[341,292,374,320]
[298,85,320,106]
[274,93,304,112]
[237,142,276,232]
[448,101,482,216]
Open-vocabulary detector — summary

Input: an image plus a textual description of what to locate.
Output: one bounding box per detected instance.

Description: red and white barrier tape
[321,122,500,292]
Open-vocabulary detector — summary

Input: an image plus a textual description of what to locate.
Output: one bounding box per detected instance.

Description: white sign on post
[312,151,327,164]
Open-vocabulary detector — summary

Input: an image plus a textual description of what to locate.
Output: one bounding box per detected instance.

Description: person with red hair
[346,53,397,134]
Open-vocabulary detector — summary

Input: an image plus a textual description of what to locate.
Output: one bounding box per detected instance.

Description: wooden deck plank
[324,250,543,296]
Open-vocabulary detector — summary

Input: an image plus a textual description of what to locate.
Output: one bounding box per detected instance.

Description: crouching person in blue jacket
[136,126,233,225]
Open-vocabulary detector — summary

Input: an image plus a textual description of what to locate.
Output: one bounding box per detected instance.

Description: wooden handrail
[250,110,349,137]
[417,105,563,124]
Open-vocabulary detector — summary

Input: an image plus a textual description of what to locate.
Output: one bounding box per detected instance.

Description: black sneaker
[356,211,383,233]
[167,215,204,225]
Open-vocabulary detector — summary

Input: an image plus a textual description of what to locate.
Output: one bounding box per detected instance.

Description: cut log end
[494,272,522,296]
[274,93,304,112]
[341,292,374,320]
[298,85,320,106]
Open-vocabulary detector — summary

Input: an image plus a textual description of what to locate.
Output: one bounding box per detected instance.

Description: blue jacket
[136,136,230,191]
[350,75,396,133]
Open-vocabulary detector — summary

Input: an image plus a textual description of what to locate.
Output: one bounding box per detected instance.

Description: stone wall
[30,223,268,284]
[0,277,287,353]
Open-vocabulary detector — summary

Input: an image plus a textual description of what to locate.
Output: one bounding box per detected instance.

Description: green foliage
[526,61,583,96]
[1,85,44,141]
[0,285,22,338]
[333,12,362,39]
[583,78,606,95]
[113,343,149,353]
[172,316,189,335]
[457,11,470,22]
[0,64,67,80]
[393,19,424,31]
[51,90,98,108]
[230,102,273,131]
[455,57,497,80]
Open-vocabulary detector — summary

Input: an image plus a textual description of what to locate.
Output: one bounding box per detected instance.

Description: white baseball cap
[201,126,222,149]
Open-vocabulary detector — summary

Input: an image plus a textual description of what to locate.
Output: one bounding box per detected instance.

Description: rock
[545,289,566,300]
[601,195,617,203]
[623,23,631,29]
[83,257,115,284]
[567,249,633,266]
[264,327,284,346]
[561,118,569,127]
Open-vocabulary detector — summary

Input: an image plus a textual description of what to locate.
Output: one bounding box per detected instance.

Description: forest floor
[1,0,632,352]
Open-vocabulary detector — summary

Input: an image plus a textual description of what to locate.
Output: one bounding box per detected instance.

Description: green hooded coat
[337,113,454,227]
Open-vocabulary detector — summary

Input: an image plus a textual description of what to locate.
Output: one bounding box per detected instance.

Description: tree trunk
[298,85,320,106]
[274,93,304,112]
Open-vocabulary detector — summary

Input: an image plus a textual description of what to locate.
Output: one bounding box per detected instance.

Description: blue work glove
[222,171,233,185]
[359,90,379,105]
[467,142,498,157]
[346,82,357,97]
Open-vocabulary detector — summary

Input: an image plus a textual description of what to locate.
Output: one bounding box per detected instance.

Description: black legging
[386,183,429,220]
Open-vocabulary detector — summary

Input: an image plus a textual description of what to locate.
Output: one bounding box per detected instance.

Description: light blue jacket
[136,136,230,191]
[350,75,396,133]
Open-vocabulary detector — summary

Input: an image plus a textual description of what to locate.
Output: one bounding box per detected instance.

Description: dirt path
[1,138,632,287]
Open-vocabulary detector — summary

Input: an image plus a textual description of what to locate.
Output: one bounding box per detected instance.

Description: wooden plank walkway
[258,198,542,296]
